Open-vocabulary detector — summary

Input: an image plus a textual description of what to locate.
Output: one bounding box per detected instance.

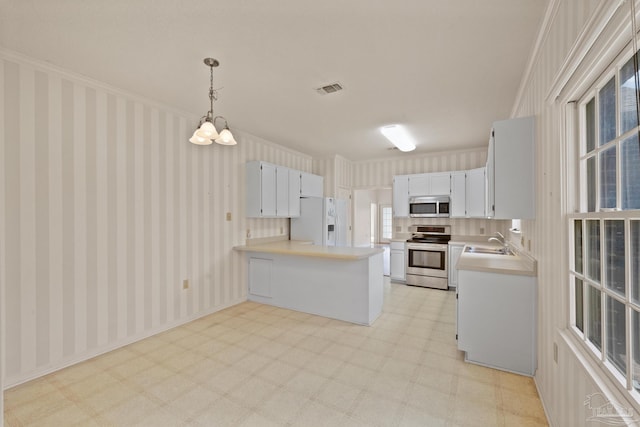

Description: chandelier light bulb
[215,128,237,145]
[189,130,213,145]
[195,121,218,139]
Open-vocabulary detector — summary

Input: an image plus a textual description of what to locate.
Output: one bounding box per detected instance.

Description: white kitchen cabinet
[246,161,277,217]
[408,172,451,197]
[248,257,272,297]
[288,169,301,217]
[466,167,486,218]
[447,243,464,288]
[450,171,467,218]
[276,166,290,217]
[390,240,406,282]
[393,175,410,218]
[276,166,302,217]
[429,172,451,195]
[247,161,312,218]
[487,116,535,219]
[408,173,429,196]
[300,172,324,197]
[247,161,302,218]
[457,268,537,376]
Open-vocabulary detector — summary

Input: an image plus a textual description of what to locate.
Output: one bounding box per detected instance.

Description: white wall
[352,189,374,247]
[0,49,313,388]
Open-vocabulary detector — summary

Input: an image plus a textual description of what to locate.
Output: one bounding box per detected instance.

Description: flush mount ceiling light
[189,58,237,146]
[380,124,416,152]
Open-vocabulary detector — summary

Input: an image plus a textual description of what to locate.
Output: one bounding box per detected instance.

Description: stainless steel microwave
[409,196,450,217]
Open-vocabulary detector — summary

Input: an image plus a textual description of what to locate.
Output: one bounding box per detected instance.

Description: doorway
[370,203,392,244]
[353,187,392,275]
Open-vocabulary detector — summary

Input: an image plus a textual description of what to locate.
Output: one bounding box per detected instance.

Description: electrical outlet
[226,212,232,221]
[479,227,485,235]
[182,279,189,290]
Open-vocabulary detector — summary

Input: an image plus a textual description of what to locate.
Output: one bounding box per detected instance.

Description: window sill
[560,328,640,418]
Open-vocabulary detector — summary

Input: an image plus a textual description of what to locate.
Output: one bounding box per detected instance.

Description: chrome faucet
[488,231,505,245]
[488,232,511,254]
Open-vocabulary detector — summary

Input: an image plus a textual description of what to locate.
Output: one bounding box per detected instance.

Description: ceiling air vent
[316,82,343,95]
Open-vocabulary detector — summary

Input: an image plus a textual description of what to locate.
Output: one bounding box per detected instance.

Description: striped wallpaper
[3,3,630,424]
[509,0,640,425]
[0,50,312,387]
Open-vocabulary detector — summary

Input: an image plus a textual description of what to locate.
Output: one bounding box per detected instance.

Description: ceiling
[0,0,548,161]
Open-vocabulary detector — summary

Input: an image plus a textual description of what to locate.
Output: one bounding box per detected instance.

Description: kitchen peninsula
[234,239,384,325]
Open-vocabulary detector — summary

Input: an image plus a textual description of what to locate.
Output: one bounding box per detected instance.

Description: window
[381,206,393,241]
[570,48,640,399]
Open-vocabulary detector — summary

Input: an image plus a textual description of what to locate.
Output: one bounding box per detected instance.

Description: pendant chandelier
[189,58,237,146]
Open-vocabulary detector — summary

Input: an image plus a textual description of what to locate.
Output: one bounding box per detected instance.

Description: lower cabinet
[248,257,272,298]
[390,240,406,282]
[457,269,536,376]
[447,243,464,288]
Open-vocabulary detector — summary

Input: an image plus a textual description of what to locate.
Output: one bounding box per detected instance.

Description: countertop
[233,240,384,261]
[456,243,537,277]
[449,235,498,245]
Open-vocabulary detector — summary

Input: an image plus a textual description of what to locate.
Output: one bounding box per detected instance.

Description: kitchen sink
[464,246,515,256]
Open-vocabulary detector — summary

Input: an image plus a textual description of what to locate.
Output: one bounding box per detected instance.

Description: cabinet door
[260,163,277,217]
[249,257,272,297]
[390,250,406,281]
[466,167,486,218]
[429,172,451,195]
[491,116,535,219]
[245,161,262,217]
[288,169,301,217]
[246,161,277,218]
[448,244,464,288]
[450,171,466,218]
[393,175,409,217]
[486,135,495,217]
[300,172,324,197]
[457,269,536,375]
[276,166,289,217]
[408,174,429,196]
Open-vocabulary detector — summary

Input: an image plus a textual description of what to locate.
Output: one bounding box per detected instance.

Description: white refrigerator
[290,197,348,246]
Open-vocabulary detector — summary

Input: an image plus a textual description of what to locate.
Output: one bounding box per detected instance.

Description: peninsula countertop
[233,239,384,261]
[456,243,537,277]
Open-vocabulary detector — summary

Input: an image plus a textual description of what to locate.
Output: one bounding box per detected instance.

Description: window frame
[568,41,640,404]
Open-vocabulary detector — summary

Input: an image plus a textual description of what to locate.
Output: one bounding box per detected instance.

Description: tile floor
[4,279,548,426]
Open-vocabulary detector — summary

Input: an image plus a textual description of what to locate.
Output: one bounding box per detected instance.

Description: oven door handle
[406,243,447,251]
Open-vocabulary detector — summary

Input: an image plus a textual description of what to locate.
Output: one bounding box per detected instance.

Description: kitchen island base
[245,250,383,326]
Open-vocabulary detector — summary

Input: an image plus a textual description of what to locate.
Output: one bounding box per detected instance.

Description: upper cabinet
[466,167,486,218]
[288,169,301,217]
[430,172,452,195]
[450,168,487,218]
[246,161,277,217]
[487,116,535,219]
[450,171,467,218]
[408,172,451,197]
[300,172,324,197]
[393,175,410,218]
[246,161,319,218]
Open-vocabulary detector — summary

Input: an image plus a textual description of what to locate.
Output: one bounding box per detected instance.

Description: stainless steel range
[406,225,451,289]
